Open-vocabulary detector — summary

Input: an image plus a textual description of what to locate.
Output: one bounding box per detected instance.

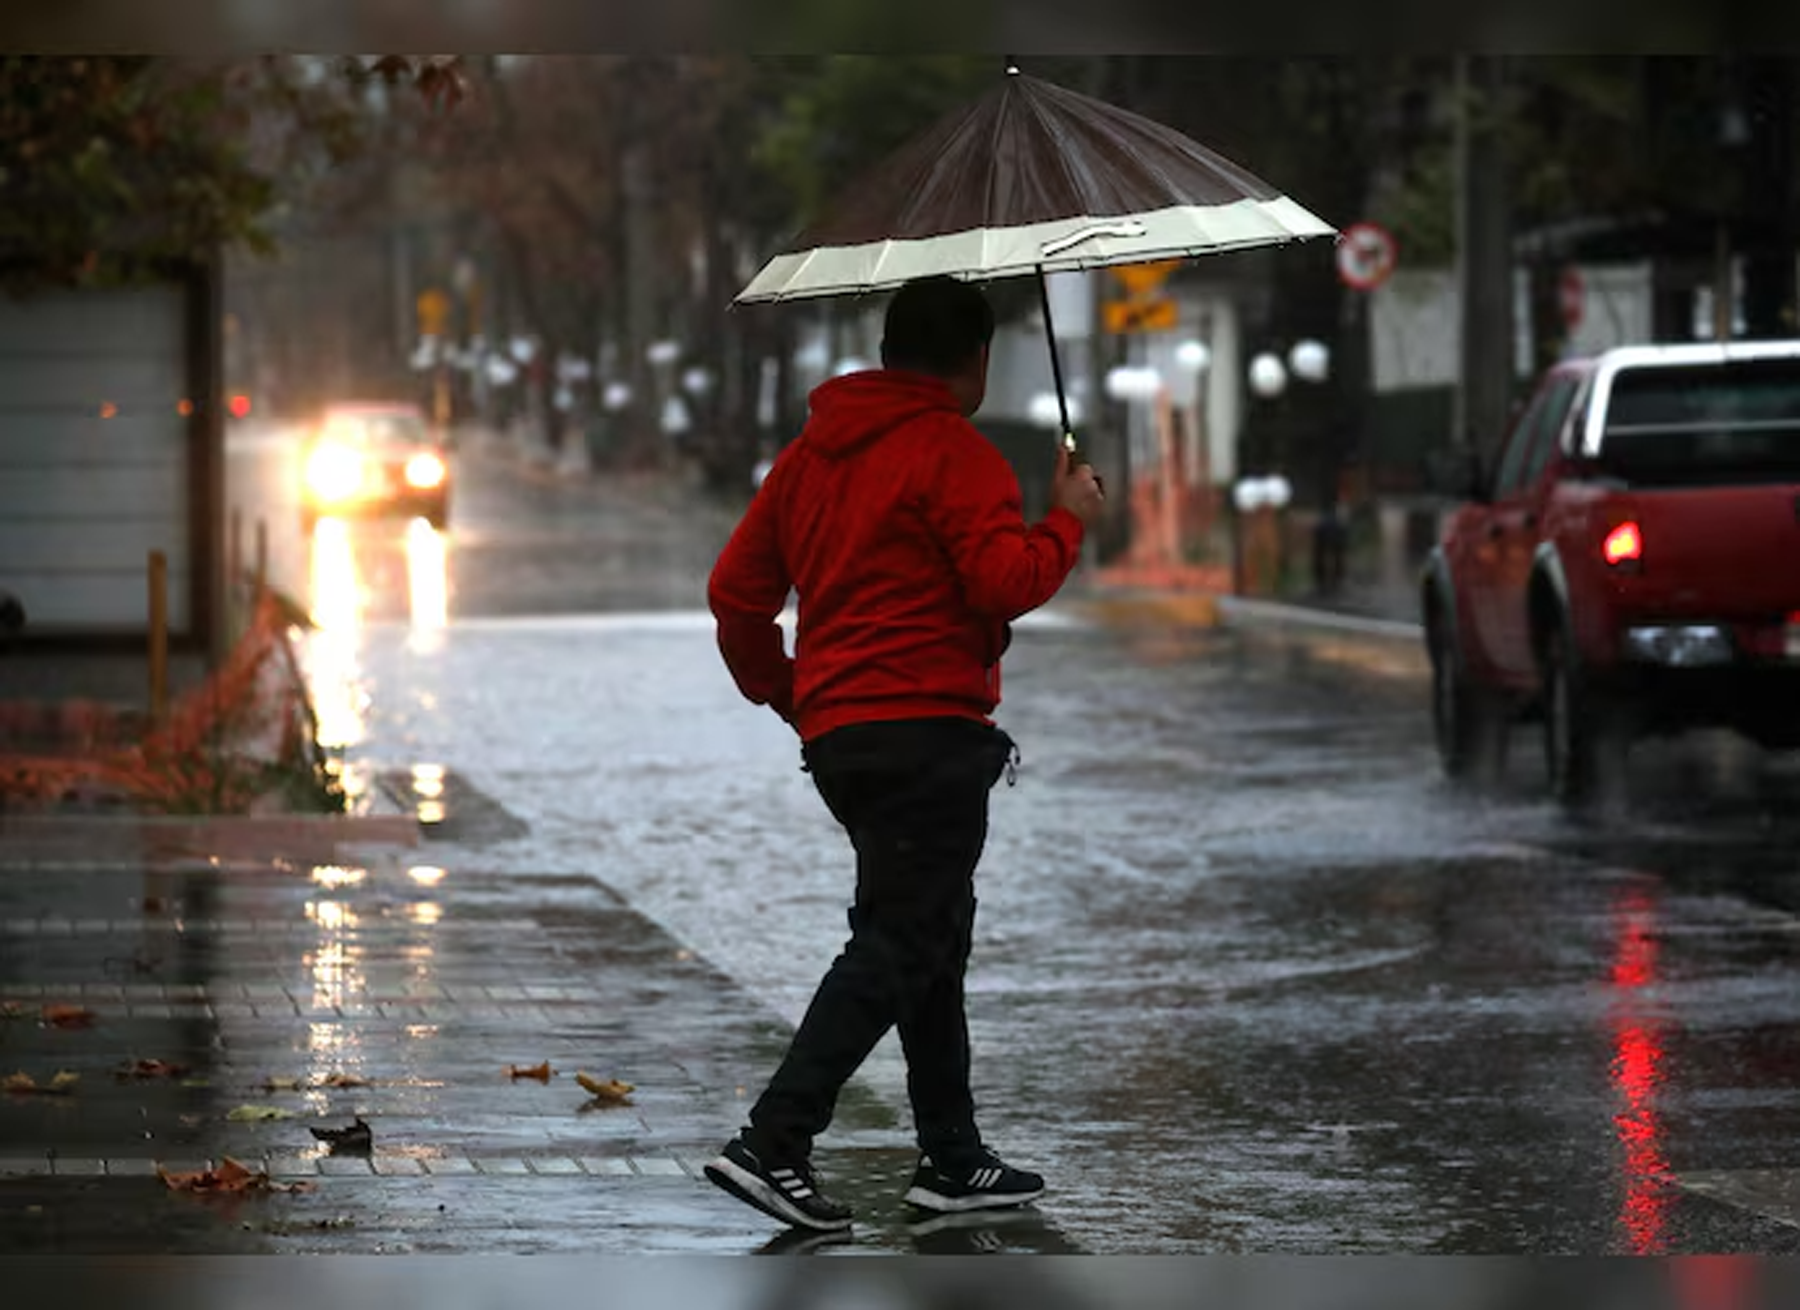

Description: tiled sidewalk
[0,828,942,1253]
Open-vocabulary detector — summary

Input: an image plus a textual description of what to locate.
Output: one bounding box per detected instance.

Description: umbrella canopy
[736,68,1334,304]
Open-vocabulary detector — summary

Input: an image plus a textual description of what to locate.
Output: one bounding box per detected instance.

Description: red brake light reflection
[1604,521,1643,566]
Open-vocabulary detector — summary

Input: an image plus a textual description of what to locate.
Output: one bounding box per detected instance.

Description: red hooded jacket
[708,370,1085,742]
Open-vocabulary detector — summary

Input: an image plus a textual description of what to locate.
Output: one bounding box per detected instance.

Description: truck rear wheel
[1543,625,1626,806]
[1430,607,1508,784]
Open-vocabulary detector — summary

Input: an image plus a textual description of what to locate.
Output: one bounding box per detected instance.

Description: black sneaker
[903,1148,1044,1213]
[704,1134,854,1232]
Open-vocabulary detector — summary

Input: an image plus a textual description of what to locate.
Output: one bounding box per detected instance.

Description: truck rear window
[1599,359,1800,486]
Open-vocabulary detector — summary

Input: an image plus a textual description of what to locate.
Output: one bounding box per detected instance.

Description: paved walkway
[0,821,1061,1254]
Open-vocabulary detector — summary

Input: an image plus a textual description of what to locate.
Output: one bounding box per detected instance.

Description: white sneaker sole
[903,1183,1044,1213]
[705,1153,853,1232]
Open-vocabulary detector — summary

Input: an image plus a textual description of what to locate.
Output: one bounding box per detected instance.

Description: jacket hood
[802,370,960,458]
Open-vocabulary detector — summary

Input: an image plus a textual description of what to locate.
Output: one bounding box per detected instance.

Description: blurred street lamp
[1287,339,1330,384]
[510,335,537,364]
[646,339,682,367]
[1172,337,1216,541]
[603,382,633,412]
[681,367,714,396]
[1104,365,1163,404]
[1028,390,1084,430]
[1248,352,1288,399]
[1232,475,1293,512]
[1174,339,1212,375]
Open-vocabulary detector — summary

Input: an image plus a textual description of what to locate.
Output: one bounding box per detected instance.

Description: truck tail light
[1603,521,1643,566]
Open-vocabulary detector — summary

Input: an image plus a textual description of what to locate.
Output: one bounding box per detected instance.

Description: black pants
[746,716,1015,1167]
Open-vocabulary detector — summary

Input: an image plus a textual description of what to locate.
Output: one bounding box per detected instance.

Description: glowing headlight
[306,443,363,502]
[405,451,447,489]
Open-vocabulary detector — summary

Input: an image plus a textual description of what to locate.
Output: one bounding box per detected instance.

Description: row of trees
[7,56,1797,490]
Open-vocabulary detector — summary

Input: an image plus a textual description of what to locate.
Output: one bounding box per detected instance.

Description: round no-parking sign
[1336,222,1398,291]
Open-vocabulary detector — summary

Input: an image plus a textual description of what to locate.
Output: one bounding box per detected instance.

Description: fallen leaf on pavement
[116,1059,191,1081]
[258,1076,304,1092]
[318,1073,369,1089]
[0,1002,23,1020]
[159,1156,312,1195]
[180,1114,205,1127]
[226,1103,296,1122]
[41,1004,96,1029]
[506,1061,553,1082]
[254,1215,355,1234]
[575,1072,635,1104]
[309,1116,373,1154]
[3,1071,78,1096]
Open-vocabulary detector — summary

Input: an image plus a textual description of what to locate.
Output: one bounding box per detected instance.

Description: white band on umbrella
[1039,220,1149,258]
[737,197,1335,303]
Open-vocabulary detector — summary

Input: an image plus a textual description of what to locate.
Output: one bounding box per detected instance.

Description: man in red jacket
[703,275,1105,1232]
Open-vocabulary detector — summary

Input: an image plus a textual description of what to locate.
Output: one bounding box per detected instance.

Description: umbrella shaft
[1035,265,1081,463]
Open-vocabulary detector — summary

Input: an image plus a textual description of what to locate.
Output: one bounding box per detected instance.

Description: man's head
[879,275,994,416]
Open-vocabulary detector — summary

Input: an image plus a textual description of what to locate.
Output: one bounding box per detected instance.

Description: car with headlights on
[301,402,450,534]
[1421,340,1800,804]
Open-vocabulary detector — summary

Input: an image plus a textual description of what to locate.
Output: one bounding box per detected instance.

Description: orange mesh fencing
[0,592,330,815]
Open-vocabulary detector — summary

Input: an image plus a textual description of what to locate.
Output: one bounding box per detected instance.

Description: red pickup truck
[1422,341,1800,804]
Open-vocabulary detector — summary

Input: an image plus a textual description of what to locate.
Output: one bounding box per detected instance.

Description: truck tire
[1542,624,1625,806]
[1429,603,1508,784]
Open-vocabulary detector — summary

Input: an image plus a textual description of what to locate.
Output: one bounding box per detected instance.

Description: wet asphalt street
[4,429,1800,1267]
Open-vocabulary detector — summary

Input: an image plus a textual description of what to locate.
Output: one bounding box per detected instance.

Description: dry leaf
[575,1072,635,1104]
[3,1071,77,1096]
[41,1004,96,1029]
[159,1156,312,1195]
[116,1058,190,1081]
[227,1103,295,1122]
[506,1061,553,1082]
[318,1073,369,1089]
[258,1076,304,1092]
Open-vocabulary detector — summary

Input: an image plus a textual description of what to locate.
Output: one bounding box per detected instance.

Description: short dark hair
[879,275,994,375]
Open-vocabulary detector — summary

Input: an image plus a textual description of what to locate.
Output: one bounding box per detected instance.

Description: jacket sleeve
[707,476,796,724]
[922,423,1086,621]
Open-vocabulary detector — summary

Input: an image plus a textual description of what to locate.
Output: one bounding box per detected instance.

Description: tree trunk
[1456,54,1516,463]
[1740,56,1798,337]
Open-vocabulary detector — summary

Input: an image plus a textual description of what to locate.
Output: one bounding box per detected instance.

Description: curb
[0,813,419,866]
[1218,596,1429,681]
[1072,590,1224,629]
[1067,585,1429,681]
[1218,595,1423,643]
